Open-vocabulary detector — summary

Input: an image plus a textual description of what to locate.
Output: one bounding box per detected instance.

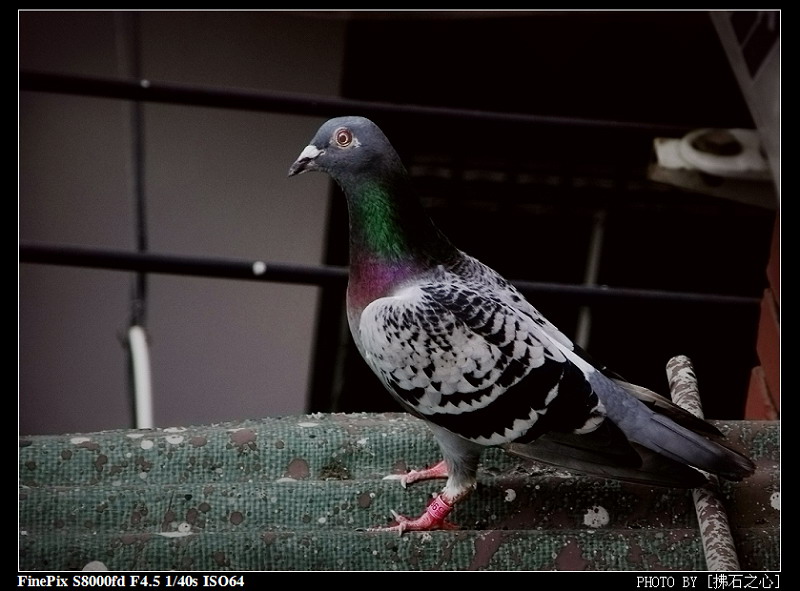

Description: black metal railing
[20,70,695,135]
[19,242,759,308]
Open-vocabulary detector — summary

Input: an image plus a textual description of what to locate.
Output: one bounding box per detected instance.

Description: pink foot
[370,495,456,534]
[384,460,449,487]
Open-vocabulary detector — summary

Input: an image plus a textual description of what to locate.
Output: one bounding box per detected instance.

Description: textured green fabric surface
[19,413,779,571]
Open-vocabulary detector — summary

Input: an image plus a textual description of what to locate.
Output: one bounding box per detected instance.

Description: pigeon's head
[288,116,403,182]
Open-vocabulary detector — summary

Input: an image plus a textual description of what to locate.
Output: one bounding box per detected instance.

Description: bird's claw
[382,473,409,488]
[367,509,458,535]
[367,495,456,534]
[382,460,449,489]
[374,462,456,533]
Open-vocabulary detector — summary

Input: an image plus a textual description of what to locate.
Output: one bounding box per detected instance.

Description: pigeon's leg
[374,426,482,533]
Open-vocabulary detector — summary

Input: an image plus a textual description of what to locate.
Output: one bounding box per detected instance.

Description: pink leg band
[426,496,452,521]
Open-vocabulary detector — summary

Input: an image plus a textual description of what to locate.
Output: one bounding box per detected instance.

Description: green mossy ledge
[19,413,779,571]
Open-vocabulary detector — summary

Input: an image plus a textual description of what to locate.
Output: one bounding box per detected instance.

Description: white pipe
[128,325,154,429]
[575,209,606,349]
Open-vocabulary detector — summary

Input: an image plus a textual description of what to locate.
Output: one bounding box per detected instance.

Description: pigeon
[288,116,756,533]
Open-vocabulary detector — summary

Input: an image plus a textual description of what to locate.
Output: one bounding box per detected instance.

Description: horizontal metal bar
[19,242,348,287]
[19,242,759,307]
[20,71,694,136]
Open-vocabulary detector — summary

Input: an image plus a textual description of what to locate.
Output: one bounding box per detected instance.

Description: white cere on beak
[298,145,324,160]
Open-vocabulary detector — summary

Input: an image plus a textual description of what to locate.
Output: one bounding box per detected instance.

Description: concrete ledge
[19,413,780,571]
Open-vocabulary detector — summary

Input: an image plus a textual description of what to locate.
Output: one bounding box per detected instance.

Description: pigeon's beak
[288,145,324,177]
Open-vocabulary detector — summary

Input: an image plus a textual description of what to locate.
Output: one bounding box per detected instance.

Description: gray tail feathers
[641,412,755,481]
[590,373,756,482]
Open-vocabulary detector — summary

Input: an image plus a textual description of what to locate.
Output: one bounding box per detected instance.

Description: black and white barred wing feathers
[357,265,605,447]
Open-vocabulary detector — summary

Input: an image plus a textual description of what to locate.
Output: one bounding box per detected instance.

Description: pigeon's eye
[334,127,353,147]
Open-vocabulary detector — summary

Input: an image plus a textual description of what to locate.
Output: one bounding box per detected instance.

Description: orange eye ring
[334,127,353,147]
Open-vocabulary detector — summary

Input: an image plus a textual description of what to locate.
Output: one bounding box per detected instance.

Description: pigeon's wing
[453,256,729,444]
[452,254,578,353]
[357,272,605,446]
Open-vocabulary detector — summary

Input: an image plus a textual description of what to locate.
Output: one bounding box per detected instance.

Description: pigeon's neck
[343,175,455,302]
